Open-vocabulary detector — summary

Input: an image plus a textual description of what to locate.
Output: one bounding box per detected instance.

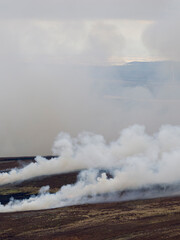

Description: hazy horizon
[0,0,180,156]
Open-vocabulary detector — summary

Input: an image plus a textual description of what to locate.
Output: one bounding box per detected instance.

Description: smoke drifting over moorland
[0,0,180,212]
[0,125,180,212]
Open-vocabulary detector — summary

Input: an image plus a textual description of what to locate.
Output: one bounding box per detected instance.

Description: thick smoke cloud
[0,0,180,213]
[1,125,180,185]
[0,125,180,212]
[1,171,179,213]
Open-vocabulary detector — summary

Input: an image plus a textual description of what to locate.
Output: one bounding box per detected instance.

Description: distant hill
[90,61,179,95]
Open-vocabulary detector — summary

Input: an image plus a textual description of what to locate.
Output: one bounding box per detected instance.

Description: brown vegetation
[0,159,180,240]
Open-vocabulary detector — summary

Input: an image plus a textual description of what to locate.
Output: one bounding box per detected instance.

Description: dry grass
[0,160,180,240]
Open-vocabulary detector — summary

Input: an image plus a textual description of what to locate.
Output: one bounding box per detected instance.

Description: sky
[0,0,179,64]
[0,0,180,156]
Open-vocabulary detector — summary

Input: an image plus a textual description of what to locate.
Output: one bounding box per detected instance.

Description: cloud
[0,20,125,64]
[142,0,180,61]
[83,22,125,64]
[0,0,176,21]
[0,0,179,156]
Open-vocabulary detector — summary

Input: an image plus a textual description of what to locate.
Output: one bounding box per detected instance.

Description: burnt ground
[0,159,180,240]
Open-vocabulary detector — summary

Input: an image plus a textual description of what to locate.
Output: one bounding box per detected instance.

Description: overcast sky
[0,0,179,64]
[0,0,177,20]
[0,0,180,156]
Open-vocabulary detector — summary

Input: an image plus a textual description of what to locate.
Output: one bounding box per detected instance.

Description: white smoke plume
[0,0,180,212]
[1,124,180,186]
[0,158,180,212]
[0,124,180,212]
